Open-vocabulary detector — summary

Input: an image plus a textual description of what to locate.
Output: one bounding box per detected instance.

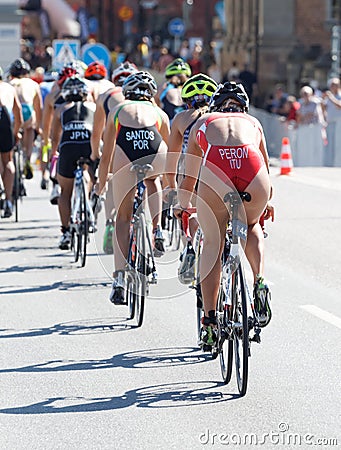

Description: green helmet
[165,58,192,79]
[181,73,218,104]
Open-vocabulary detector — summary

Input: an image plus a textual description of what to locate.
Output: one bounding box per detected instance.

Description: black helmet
[9,58,31,77]
[122,71,157,100]
[209,81,249,112]
[61,76,89,102]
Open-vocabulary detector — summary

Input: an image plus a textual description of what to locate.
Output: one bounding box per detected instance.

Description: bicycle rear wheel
[79,181,88,267]
[232,265,249,396]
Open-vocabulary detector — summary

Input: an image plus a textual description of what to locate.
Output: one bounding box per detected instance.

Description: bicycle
[12,142,26,222]
[214,190,263,396]
[125,163,158,327]
[70,157,97,268]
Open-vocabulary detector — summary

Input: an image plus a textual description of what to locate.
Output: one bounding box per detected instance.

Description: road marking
[301,305,341,329]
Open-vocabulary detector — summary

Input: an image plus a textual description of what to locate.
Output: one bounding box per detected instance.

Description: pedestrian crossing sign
[53,39,80,71]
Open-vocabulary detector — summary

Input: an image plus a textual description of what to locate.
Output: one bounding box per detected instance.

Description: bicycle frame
[71,164,95,230]
[125,163,158,327]
[220,191,261,343]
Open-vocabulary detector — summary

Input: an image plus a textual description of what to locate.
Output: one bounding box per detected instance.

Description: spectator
[323,77,341,165]
[227,60,240,81]
[296,85,326,126]
[188,50,203,75]
[270,84,288,116]
[207,58,221,83]
[179,39,191,61]
[283,95,300,126]
[157,46,173,72]
[323,77,341,122]
[238,63,257,103]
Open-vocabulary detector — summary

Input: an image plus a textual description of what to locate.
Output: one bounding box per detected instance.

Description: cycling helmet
[181,73,218,108]
[122,71,157,100]
[9,58,31,77]
[57,62,79,87]
[165,58,192,79]
[61,76,89,102]
[208,81,249,112]
[111,61,138,86]
[84,61,107,80]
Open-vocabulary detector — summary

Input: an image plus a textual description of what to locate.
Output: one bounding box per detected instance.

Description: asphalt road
[0,165,340,449]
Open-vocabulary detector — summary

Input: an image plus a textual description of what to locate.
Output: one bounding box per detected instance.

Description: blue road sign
[53,39,80,71]
[81,43,111,72]
[168,18,185,37]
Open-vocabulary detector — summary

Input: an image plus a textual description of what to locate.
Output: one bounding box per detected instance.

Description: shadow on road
[0,277,111,295]
[0,315,128,339]
[0,347,210,374]
[0,379,239,414]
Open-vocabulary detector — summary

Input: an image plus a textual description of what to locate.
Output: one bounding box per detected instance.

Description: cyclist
[156,58,192,123]
[97,71,170,304]
[50,76,96,250]
[175,81,274,346]
[0,65,23,217]
[9,58,42,180]
[90,61,138,254]
[165,73,218,283]
[42,62,81,202]
[84,61,114,101]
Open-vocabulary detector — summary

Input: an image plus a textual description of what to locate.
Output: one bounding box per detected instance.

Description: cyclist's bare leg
[104,178,115,221]
[0,151,15,201]
[196,180,228,316]
[22,124,34,163]
[112,148,136,272]
[57,174,74,228]
[242,166,271,282]
[144,176,162,230]
[144,149,166,230]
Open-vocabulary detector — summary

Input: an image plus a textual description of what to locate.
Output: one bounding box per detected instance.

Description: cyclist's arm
[91,98,106,160]
[42,93,54,146]
[12,91,23,141]
[50,106,63,155]
[98,111,117,195]
[33,84,43,132]
[165,112,183,189]
[158,107,170,144]
[178,124,202,209]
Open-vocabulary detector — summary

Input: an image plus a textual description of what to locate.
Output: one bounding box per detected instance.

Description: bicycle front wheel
[13,149,21,222]
[232,265,249,396]
[218,286,233,384]
[134,213,147,327]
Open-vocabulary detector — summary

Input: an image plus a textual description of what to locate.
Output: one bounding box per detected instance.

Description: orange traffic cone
[280,137,293,175]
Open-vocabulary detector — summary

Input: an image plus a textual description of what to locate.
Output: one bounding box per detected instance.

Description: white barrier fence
[250,106,341,167]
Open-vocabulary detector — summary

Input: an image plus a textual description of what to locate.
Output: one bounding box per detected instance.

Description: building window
[327,0,341,23]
